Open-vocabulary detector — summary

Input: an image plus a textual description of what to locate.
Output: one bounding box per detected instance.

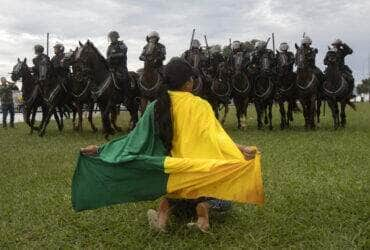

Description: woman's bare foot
[148,198,170,233]
[187,202,210,233]
[80,145,99,156]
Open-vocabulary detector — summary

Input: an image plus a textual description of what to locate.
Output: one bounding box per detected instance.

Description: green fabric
[72,102,168,212]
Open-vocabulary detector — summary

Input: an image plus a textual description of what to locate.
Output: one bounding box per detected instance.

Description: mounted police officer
[297,36,324,82]
[107,31,128,78]
[277,42,295,74]
[139,31,166,71]
[250,41,276,74]
[32,44,50,83]
[228,41,250,72]
[51,43,69,80]
[207,45,224,77]
[182,39,208,74]
[324,39,354,96]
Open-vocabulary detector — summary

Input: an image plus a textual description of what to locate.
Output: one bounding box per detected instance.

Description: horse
[231,52,253,130]
[276,51,297,129]
[206,62,232,124]
[75,40,139,138]
[11,58,62,134]
[252,53,276,130]
[295,44,319,129]
[137,45,163,112]
[37,59,72,136]
[62,48,97,132]
[322,50,356,129]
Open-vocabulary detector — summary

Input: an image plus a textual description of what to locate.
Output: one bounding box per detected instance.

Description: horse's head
[261,53,273,73]
[325,50,338,66]
[75,40,107,78]
[295,44,307,70]
[234,52,244,72]
[11,58,29,82]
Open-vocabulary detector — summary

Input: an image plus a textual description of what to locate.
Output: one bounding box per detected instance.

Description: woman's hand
[236,144,258,160]
[80,145,99,156]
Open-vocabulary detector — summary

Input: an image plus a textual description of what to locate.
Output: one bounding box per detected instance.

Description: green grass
[0,103,369,249]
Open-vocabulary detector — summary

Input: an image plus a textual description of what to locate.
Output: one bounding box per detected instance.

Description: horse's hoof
[269,126,273,131]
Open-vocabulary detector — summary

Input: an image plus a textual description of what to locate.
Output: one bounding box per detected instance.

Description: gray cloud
[0,0,369,83]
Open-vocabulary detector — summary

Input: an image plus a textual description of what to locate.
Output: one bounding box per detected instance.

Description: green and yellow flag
[72,91,264,212]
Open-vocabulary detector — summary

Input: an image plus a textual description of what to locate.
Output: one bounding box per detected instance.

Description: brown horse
[11,58,62,135]
[137,45,163,112]
[323,50,355,129]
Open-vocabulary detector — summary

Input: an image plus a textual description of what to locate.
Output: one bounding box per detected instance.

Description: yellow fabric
[164,91,264,205]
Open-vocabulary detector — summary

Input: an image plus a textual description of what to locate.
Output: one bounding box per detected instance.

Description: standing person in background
[0,77,19,128]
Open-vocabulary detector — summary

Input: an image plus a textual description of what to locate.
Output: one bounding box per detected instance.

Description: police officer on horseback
[324,39,354,96]
[277,42,295,74]
[297,36,324,83]
[32,44,51,83]
[139,31,166,70]
[207,45,224,77]
[107,31,128,78]
[228,41,250,72]
[182,39,208,74]
[51,43,69,79]
[250,41,276,74]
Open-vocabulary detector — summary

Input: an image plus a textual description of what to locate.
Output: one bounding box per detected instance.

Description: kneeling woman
[74,58,264,233]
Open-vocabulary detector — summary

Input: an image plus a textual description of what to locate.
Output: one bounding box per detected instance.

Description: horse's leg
[316,97,322,124]
[126,95,139,130]
[301,100,308,129]
[221,103,229,125]
[268,101,273,130]
[58,106,64,132]
[88,102,97,132]
[111,105,122,132]
[278,101,286,130]
[39,107,54,137]
[140,98,148,114]
[233,97,241,129]
[327,100,337,129]
[255,101,263,130]
[340,101,347,128]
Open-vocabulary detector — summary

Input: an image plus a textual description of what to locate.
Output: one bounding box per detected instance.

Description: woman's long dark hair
[154,58,194,154]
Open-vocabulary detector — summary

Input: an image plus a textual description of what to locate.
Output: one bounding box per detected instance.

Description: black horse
[11,58,62,135]
[276,51,297,129]
[75,40,139,138]
[63,48,98,132]
[252,53,276,130]
[205,62,232,124]
[323,50,356,129]
[295,44,319,129]
[231,52,252,130]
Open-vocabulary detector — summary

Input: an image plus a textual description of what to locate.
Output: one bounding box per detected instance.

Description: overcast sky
[0,0,369,83]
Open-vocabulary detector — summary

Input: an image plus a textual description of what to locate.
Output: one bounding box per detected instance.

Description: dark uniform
[229,49,250,73]
[298,46,324,82]
[324,42,354,94]
[250,48,276,74]
[208,51,224,77]
[277,51,295,74]
[182,48,208,76]
[51,52,69,78]
[107,40,128,77]
[32,53,51,81]
[139,42,166,69]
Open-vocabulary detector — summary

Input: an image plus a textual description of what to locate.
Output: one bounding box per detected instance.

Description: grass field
[0,103,369,249]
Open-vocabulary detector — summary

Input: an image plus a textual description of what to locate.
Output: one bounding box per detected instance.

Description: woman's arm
[80,145,99,156]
